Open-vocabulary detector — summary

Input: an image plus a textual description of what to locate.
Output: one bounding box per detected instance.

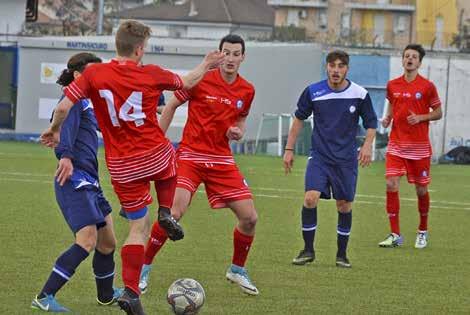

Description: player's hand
[203,50,225,70]
[381,115,392,128]
[283,151,294,175]
[407,111,423,125]
[358,144,372,167]
[40,127,60,148]
[226,126,243,141]
[55,158,73,186]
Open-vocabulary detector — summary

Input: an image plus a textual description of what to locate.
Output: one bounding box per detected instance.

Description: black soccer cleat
[117,289,146,315]
[292,249,315,265]
[335,256,352,268]
[158,207,184,241]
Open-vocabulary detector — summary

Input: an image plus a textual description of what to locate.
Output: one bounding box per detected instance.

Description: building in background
[112,0,274,40]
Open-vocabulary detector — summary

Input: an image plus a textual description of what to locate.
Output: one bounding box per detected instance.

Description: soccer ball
[167,278,205,315]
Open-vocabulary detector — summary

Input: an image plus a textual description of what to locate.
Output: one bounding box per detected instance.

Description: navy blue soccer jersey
[54,98,100,188]
[295,79,377,165]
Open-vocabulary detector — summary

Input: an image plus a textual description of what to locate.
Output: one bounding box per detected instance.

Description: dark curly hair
[56,52,102,86]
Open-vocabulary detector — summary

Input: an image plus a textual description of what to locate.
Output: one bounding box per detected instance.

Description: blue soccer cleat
[226,264,259,296]
[139,264,152,294]
[31,294,70,312]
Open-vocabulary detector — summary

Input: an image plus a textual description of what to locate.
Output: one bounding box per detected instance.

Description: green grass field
[1,141,469,314]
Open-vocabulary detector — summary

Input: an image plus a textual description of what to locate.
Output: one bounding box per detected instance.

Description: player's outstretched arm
[159,95,184,133]
[181,50,224,89]
[40,97,75,147]
[358,128,376,167]
[283,117,303,175]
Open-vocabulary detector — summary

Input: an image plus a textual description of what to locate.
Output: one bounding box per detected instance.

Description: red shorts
[385,153,431,185]
[111,160,176,212]
[176,160,252,209]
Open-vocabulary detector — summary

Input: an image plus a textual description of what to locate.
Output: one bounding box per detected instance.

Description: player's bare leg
[414,184,429,249]
[226,199,259,295]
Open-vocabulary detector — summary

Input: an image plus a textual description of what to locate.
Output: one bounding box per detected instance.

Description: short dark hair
[403,44,426,61]
[219,34,245,54]
[56,52,102,86]
[326,50,349,65]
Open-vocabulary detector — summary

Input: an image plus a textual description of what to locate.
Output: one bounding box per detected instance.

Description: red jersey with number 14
[174,69,254,164]
[386,74,441,159]
[64,59,183,182]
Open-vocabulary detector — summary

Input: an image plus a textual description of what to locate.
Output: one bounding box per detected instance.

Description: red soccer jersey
[174,69,255,163]
[386,74,441,159]
[64,59,183,182]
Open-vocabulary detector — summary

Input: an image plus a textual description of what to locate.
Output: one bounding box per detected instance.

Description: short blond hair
[115,20,151,56]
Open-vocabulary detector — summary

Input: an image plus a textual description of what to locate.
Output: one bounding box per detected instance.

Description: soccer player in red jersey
[379,44,442,249]
[139,34,259,296]
[40,20,224,315]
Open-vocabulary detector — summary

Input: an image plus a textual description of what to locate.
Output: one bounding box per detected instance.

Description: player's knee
[386,178,399,191]
[97,235,116,254]
[240,212,257,231]
[304,196,319,208]
[337,201,351,213]
[415,185,428,196]
[76,228,98,252]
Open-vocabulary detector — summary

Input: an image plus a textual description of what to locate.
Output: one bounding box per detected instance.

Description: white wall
[0,0,27,40]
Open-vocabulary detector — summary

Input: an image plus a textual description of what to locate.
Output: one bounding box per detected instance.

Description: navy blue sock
[93,249,115,302]
[301,206,317,253]
[337,211,352,258]
[39,244,89,298]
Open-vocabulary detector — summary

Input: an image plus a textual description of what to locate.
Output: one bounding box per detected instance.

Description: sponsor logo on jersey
[349,105,356,113]
[312,89,326,98]
[221,98,232,105]
[205,95,218,104]
[403,92,412,98]
[415,92,422,99]
[236,99,243,109]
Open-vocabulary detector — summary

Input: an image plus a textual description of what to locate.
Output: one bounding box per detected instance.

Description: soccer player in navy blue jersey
[283,50,378,268]
[32,53,122,312]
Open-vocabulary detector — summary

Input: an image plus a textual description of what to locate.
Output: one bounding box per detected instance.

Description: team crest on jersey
[349,105,356,113]
[236,99,244,109]
[415,92,422,100]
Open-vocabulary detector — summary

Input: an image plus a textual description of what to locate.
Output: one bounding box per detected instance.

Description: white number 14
[99,90,146,127]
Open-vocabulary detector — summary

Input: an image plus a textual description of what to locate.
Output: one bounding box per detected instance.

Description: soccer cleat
[378,233,403,248]
[336,256,352,268]
[97,287,124,306]
[226,264,259,296]
[158,208,184,241]
[139,264,152,294]
[117,289,146,315]
[31,294,70,312]
[415,231,428,249]
[292,250,315,265]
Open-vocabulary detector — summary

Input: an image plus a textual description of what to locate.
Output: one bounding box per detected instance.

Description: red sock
[232,228,254,267]
[121,244,145,295]
[386,191,400,235]
[144,221,168,265]
[418,192,430,231]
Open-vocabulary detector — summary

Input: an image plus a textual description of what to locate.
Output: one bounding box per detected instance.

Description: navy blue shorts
[305,157,358,202]
[55,180,112,234]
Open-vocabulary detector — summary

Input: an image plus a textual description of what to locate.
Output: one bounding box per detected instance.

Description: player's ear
[73,70,81,79]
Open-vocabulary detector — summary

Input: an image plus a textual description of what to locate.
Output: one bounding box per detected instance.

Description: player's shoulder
[306,79,329,99]
[388,75,403,85]
[417,74,436,88]
[347,81,368,99]
[237,74,255,92]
